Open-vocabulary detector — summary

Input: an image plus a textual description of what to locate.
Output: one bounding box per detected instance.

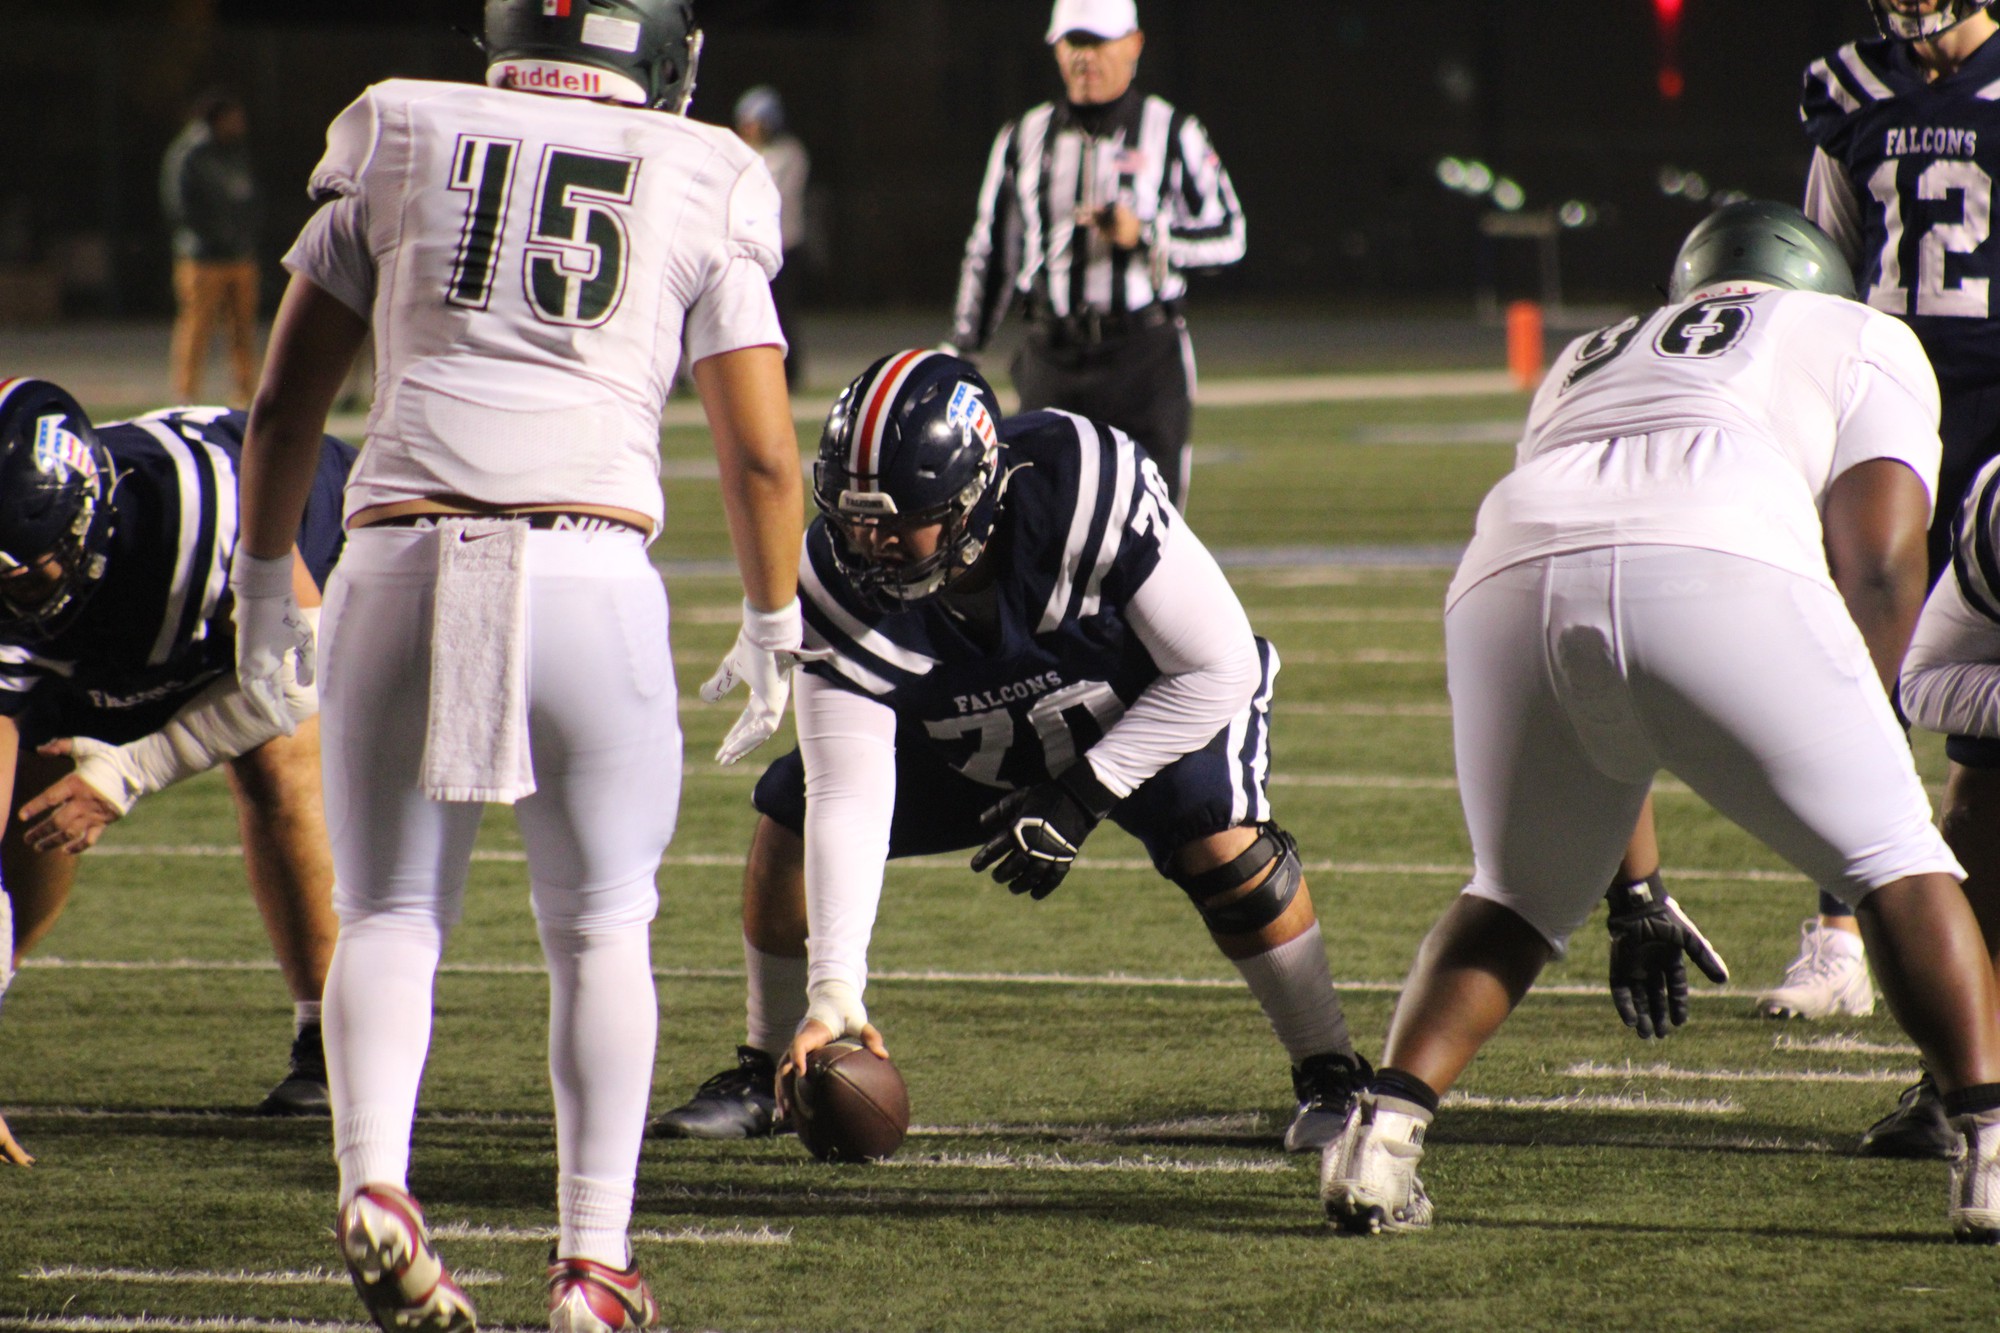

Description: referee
[947,0,1245,507]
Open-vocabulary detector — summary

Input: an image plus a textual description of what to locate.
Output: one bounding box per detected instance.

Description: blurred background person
[161,88,263,407]
[736,84,810,389]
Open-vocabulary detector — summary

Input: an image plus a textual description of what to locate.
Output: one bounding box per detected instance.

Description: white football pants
[1446,545,1959,949]
[318,525,679,1264]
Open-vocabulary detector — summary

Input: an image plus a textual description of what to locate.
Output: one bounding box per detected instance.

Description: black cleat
[257,1021,331,1117]
[652,1046,788,1140]
[1859,1071,1956,1160]
[1285,1051,1372,1153]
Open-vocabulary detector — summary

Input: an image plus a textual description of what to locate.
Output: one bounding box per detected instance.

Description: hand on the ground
[777,1018,889,1120]
[19,750,124,855]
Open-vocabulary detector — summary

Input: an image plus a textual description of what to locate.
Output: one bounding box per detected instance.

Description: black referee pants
[1011,314,1194,507]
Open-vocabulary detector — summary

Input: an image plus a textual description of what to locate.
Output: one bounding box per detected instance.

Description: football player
[1320,203,2000,1242]
[234,3,809,1330]
[656,349,1369,1154]
[1795,0,2000,1153]
[0,380,350,1131]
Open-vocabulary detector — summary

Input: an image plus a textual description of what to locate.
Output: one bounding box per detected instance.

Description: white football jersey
[1449,286,1944,604]
[284,79,787,534]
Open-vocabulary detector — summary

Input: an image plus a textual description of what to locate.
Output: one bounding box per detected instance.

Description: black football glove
[1606,873,1730,1040]
[969,761,1120,900]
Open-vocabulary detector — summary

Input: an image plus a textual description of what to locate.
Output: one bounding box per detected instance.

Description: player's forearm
[241,276,366,557]
[1835,557,1928,695]
[1092,527,1260,794]
[74,651,318,814]
[694,345,806,613]
[1903,574,2000,736]
[796,675,897,997]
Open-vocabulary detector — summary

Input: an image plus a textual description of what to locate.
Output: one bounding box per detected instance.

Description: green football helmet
[1666,201,1857,303]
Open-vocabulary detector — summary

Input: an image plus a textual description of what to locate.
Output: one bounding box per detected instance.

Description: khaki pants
[171,257,258,404]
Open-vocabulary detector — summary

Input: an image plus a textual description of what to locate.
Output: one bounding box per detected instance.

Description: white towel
[422,518,535,803]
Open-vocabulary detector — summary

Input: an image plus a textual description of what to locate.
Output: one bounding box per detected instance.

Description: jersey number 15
[446,135,640,328]
[1867,157,1992,318]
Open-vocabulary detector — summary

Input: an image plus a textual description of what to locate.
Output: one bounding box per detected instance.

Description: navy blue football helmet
[1867,0,1996,40]
[485,0,703,113]
[814,350,1004,609]
[0,379,116,637]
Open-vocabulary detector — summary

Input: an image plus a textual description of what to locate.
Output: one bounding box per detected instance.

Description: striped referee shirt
[950,88,1246,352]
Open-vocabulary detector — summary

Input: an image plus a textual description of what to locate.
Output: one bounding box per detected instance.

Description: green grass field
[4,392,1998,1331]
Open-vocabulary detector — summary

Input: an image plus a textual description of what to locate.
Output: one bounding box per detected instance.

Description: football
[782,1039,911,1163]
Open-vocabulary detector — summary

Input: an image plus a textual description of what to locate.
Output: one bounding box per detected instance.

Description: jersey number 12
[1867,157,1993,318]
[446,135,640,328]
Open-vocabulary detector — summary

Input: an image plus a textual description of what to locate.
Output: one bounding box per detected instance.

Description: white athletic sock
[558,1173,635,1269]
[541,917,655,1265]
[1229,923,1353,1065]
[745,939,809,1057]
[326,911,446,1203]
[294,1000,323,1035]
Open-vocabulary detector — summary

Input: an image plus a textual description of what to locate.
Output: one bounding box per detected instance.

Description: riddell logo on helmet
[495,61,604,96]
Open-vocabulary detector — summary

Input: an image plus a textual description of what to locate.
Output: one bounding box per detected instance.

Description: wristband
[739,598,802,651]
[230,548,294,600]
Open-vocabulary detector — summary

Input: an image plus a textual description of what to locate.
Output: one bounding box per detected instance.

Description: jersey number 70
[446,134,640,328]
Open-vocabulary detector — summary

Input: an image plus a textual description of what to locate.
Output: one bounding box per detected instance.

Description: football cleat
[1284,1051,1372,1153]
[1755,918,1875,1020]
[257,1021,331,1117]
[1320,1093,1434,1235]
[548,1255,658,1332]
[1950,1108,2000,1244]
[651,1046,787,1139]
[1860,1071,1958,1160]
[337,1184,477,1333]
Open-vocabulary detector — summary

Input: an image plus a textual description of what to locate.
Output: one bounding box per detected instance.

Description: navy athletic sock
[1370,1067,1441,1118]
[1816,890,1853,919]
[1943,1082,2000,1119]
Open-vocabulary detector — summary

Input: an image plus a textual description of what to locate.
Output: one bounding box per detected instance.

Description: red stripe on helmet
[850,349,934,489]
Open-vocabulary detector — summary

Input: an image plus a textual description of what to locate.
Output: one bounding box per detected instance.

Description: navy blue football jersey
[800,409,1177,791]
[1802,36,2000,391]
[0,408,354,746]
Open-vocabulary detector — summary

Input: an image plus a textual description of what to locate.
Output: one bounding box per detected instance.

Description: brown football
[782,1038,910,1163]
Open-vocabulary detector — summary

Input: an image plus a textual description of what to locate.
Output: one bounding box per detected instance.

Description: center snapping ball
[782,1039,910,1163]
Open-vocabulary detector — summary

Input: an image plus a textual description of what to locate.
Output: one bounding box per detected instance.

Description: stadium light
[1492,178,1527,212]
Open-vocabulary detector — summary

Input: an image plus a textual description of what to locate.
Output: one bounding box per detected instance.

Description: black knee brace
[1173,824,1303,935]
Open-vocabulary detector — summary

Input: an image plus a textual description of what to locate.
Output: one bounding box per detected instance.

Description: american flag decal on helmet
[848,349,938,492]
[544,0,572,16]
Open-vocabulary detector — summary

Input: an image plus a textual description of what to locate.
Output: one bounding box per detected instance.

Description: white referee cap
[1047,0,1139,43]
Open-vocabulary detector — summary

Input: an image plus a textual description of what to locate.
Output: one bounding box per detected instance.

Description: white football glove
[699,598,830,764]
[230,549,315,738]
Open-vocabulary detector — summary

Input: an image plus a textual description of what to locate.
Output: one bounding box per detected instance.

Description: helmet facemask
[1868,0,1997,40]
[817,457,998,611]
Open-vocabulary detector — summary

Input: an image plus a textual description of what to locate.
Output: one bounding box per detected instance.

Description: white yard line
[880,1151,1288,1175]
[1564,1060,1917,1085]
[9,957,1784,998]
[1772,1034,1920,1057]
[1443,1092,1740,1115]
[75,841,1809,884]
[430,1222,789,1246]
[21,1266,504,1287]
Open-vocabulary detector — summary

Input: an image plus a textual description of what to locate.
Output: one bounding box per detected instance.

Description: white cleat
[1320,1094,1434,1235]
[337,1184,477,1333]
[1949,1109,2000,1245]
[1755,918,1874,1020]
